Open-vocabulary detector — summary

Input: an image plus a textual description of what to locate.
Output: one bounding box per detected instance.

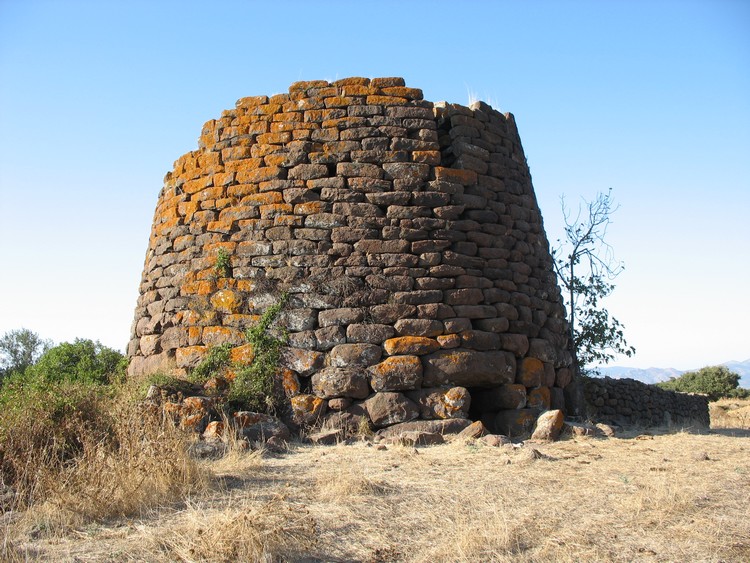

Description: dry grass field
[3,400,750,562]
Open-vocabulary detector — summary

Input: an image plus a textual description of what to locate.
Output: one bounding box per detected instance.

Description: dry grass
[4,401,750,562]
[710,397,750,431]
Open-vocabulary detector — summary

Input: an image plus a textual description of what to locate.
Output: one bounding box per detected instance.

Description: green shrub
[657,365,742,401]
[27,338,127,385]
[189,343,233,385]
[231,294,288,412]
[186,294,288,413]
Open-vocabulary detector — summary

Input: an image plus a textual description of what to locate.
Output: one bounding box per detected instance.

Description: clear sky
[1,0,748,370]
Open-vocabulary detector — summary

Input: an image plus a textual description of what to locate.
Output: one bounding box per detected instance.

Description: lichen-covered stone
[329,343,382,368]
[517,357,544,387]
[383,336,440,356]
[312,367,370,399]
[290,394,327,425]
[369,355,423,392]
[127,77,577,433]
[364,392,419,427]
[422,349,516,387]
[531,409,565,441]
[406,386,470,419]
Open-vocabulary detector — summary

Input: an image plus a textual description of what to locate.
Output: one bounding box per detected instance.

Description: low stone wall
[583,376,709,427]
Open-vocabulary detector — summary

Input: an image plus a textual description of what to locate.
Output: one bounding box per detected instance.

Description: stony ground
[5,414,749,563]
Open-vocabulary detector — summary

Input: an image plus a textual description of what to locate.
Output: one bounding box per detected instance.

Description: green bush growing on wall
[188,294,288,413]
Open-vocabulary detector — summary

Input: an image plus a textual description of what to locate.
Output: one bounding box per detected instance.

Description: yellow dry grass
[710,397,750,431]
[4,401,750,562]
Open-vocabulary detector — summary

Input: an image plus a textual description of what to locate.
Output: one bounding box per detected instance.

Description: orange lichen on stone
[178,200,199,219]
[290,394,327,425]
[176,346,208,368]
[225,157,263,173]
[181,280,215,296]
[202,420,225,440]
[274,215,303,226]
[383,336,440,356]
[183,396,213,413]
[282,368,301,397]
[235,279,254,292]
[411,150,441,164]
[210,289,243,314]
[366,95,408,106]
[381,86,423,99]
[517,357,544,387]
[230,343,255,365]
[288,80,329,93]
[436,334,461,349]
[434,167,477,186]
[188,326,202,344]
[203,326,244,346]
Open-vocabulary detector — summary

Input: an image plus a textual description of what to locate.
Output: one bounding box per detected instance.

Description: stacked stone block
[127,77,575,435]
[583,377,710,427]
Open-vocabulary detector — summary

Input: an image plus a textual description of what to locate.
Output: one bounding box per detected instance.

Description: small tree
[657,366,743,401]
[0,328,52,381]
[552,189,635,374]
[27,339,127,386]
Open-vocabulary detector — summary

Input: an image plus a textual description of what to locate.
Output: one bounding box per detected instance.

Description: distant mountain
[596,358,750,388]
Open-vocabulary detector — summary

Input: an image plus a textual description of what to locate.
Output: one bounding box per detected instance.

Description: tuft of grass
[214,248,232,278]
[0,377,208,534]
[142,495,317,562]
[710,397,750,430]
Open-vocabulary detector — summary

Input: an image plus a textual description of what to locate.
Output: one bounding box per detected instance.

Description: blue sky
[1,0,748,370]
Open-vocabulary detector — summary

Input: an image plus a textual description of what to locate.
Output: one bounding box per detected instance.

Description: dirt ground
[5,406,750,562]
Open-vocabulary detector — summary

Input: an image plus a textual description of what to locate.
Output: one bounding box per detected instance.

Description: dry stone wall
[583,377,710,427]
[127,77,575,436]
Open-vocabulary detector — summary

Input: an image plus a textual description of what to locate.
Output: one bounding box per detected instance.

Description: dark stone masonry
[127,76,585,437]
[583,376,710,427]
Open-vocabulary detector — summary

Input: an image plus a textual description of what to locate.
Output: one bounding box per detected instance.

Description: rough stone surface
[422,349,516,387]
[406,386,471,419]
[369,355,423,392]
[312,367,370,400]
[364,392,420,427]
[583,377,710,427]
[375,418,473,438]
[127,78,575,433]
[530,409,565,441]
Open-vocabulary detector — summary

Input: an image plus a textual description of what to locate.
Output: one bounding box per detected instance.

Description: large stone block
[422,349,516,387]
[471,384,527,411]
[312,367,370,399]
[329,343,382,368]
[364,392,420,428]
[369,355,423,392]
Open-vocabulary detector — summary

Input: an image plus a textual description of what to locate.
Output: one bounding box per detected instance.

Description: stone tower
[128,77,574,435]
